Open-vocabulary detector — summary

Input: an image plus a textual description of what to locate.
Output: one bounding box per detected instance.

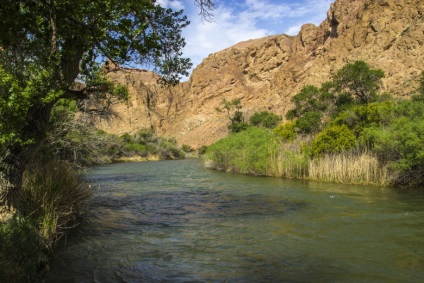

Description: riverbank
[204,64,424,188]
[204,134,391,187]
[0,161,90,282]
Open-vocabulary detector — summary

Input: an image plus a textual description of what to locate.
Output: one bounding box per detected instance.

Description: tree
[333,60,384,103]
[216,99,249,133]
[0,0,215,211]
[285,84,334,133]
[286,85,326,119]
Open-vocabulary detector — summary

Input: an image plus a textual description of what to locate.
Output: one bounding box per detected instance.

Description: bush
[182,144,195,153]
[332,101,395,136]
[22,161,90,242]
[158,138,185,160]
[311,125,357,156]
[296,111,322,134]
[133,129,157,144]
[249,111,282,129]
[216,99,248,133]
[205,127,280,176]
[124,143,148,156]
[288,85,325,118]
[198,145,208,156]
[360,101,424,186]
[274,121,297,142]
[228,111,249,133]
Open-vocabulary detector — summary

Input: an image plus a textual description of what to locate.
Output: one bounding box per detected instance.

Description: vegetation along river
[45,159,424,282]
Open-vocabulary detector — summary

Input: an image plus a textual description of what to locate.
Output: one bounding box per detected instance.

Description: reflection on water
[45,159,424,282]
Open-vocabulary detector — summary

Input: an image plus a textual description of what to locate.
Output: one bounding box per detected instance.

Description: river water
[45,159,424,282]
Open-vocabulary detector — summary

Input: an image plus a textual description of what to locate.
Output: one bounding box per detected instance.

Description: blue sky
[157,0,334,78]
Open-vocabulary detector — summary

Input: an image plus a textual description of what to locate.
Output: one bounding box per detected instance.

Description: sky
[156,0,334,79]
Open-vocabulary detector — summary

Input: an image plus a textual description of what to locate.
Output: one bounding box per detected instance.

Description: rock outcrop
[95,0,424,147]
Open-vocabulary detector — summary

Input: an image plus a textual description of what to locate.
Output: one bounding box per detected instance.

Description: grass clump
[0,160,90,282]
[0,216,47,282]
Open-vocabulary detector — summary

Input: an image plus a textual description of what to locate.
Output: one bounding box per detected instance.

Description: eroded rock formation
[95,0,424,147]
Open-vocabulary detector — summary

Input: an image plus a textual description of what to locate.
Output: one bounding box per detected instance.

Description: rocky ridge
[95,0,424,147]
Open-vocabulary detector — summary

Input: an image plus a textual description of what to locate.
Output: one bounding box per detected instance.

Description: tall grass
[0,160,90,282]
[275,136,310,179]
[205,130,393,186]
[309,151,391,186]
[204,127,281,176]
[22,160,90,242]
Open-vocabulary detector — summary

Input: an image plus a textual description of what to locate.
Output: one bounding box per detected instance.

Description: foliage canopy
[0,0,214,209]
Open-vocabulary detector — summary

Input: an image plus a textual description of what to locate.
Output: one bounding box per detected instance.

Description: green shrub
[124,143,148,156]
[22,161,90,242]
[274,121,297,142]
[205,127,280,176]
[228,111,249,133]
[332,101,395,136]
[311,125,357,156]
[216,99,248,133]
[182,144,195,153]
[296,111,322,134]
[198,145,208,156]
[250,111,282,129]
[134,129,157,144]
[360,101,424,186]
[120,133,133,143]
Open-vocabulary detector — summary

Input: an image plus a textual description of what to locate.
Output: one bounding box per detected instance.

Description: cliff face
[95,0,424,147]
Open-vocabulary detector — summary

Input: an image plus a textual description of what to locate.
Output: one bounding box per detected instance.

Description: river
[45,159,424,282]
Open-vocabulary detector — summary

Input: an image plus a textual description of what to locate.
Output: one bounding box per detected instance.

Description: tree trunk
[0,103,54,212]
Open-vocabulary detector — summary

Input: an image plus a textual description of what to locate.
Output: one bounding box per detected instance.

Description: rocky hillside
[95,0,424,148]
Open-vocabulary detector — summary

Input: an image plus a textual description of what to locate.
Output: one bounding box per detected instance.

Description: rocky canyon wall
[95,0,424,148]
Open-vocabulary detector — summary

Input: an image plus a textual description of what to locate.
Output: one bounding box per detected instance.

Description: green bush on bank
[250,111,282,129]
[360,101,424,186]
[310,125,357,156]
[205,127,280,176]
[274,121,297,142]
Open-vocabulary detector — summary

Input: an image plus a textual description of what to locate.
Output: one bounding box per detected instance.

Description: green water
[45,159,424,282]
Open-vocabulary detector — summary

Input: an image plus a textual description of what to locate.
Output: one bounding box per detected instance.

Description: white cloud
[156,0,185,10]
[285,24,302,36]
[168,0,334,80]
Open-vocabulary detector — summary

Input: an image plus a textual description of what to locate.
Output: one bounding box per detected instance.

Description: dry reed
[309,151,391,186]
